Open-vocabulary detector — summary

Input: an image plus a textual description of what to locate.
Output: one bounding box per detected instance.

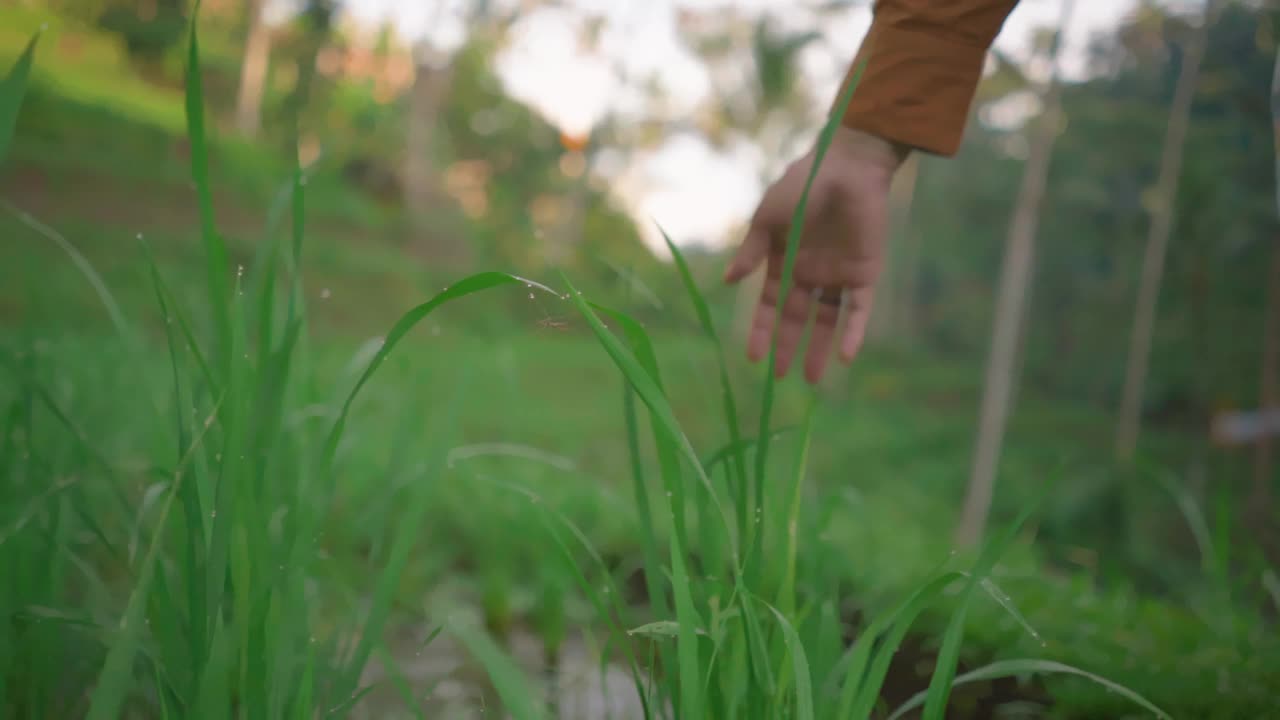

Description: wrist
[829,126,911,172]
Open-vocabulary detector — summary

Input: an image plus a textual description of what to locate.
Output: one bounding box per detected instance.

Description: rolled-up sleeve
[835,0,1019,157]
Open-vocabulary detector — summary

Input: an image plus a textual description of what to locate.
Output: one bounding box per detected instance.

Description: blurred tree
[876,48,1031,349]
[957,0,1075,548]
[234,0,272,137]
[1116,0,1225,461]
[95,0,188,72]
[1253,51,1280,523]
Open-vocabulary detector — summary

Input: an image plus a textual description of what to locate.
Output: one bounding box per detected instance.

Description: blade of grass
[766,602,815,720]
[921,501,1040,720]
[322,273,559,465]
[148,250,209,684]
[777,401,814,619]
[451,614,547,720]
[623,382,669,621]
[595,304,692,565]
[0,29,39,165]
[589,296,774,708]
[889,659,1171,720]
[86,399,223,720]
[660,226,750,548]
[183,4,231,373]
[331,370,469,704]
[844,571,963,720]
[565,286,705,719]
[701,427,795,478]
[4,201,129,339]
[586,300,735,562]
[142,239,219,397]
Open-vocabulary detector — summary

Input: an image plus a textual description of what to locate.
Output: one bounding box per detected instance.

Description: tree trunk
[893,156,923,346]
[869,154,920,344]
[955,0,1074,548]
[234,0,271,138]
[1255,53,1280,517]
[1115,0,1220,460]
[1253,238,1280,512]
[404,54,469,266]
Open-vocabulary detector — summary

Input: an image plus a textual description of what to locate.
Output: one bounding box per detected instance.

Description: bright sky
[338,0,1144,253]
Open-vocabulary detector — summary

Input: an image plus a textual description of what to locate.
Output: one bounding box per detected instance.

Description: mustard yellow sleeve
[835,0,1019,157]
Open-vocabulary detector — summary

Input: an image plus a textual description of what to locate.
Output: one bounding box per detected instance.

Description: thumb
[724,226,770,284]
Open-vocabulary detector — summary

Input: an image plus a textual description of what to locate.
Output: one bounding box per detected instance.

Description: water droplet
[136,232,144,240]
[237,264,245,278]
[211,510,217,518]
[215,453,222,461]
[666,491,672,498]
[320,288,332,300]
[525,283,532,288]
[528,293,535,300]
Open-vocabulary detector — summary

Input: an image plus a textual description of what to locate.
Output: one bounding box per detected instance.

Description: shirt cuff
[835,21,992,157]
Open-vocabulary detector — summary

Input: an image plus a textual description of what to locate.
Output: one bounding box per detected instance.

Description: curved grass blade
[4,201,129,338]
[450,618,547,720]
[322,272,558,463]
[888,659,1171,720]
[143,238,218,396]
[623,382,669,621]
[922,502,1040,720]
[766,602,815,720]
[565,286,706,719]
[86,399,223,720]
[0,29,39,165]
[586,300,735,561]
[777,402,814,619]
[660,226,750,541]
[701,426,795,477]
[593,302,692,559]
[842,571,964,720]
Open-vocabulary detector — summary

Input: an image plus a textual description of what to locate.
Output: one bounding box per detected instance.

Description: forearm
[834,0,1019,157]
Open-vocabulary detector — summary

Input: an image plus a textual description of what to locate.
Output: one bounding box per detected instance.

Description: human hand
[724,126,908,384]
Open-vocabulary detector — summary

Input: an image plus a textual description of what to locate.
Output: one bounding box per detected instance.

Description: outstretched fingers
[839,285,875,363]
[804,290,842,383]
